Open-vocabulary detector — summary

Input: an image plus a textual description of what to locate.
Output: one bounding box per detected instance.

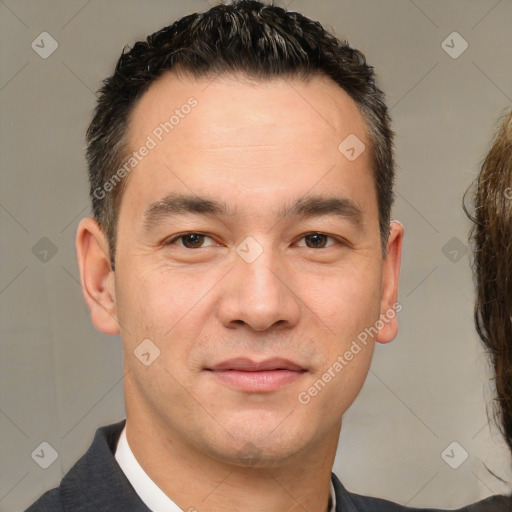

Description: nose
[216,243,301,332]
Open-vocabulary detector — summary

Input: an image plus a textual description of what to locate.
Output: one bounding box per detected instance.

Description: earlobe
[375,220,404,344]
[76,217,120,336]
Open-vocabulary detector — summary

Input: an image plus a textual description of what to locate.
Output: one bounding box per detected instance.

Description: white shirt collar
[115,425,182,512]
[115,425,336,512]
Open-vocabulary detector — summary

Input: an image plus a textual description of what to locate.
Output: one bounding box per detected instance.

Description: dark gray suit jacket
[25,420,510,512]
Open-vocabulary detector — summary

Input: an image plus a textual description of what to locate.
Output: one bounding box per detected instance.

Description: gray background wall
[1,0,511,510]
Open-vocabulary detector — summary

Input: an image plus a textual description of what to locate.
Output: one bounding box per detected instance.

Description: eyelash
[164,232,345,249]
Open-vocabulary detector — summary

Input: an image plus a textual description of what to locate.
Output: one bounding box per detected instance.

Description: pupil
[185,234,203,248]
[308,234,325,248]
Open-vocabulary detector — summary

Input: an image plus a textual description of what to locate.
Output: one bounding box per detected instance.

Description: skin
[76,72,403,512]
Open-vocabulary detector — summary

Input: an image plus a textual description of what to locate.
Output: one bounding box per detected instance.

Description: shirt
[115,425,336,512]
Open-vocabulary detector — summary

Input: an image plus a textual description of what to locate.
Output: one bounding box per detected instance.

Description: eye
[166,232,218,249]
[296,233,340,249]
[164,232,343,250]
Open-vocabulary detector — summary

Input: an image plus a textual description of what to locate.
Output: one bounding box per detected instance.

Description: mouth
[204,358,307,393]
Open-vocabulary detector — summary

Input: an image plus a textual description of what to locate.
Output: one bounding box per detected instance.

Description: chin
[211,438,305,469]
[199,413,317,468]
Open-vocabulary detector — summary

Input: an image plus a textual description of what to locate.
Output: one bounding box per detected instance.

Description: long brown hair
[467,109,512,455]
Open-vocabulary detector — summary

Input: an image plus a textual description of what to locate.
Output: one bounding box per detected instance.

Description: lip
[205,358,307,393]
[209,357,305,372]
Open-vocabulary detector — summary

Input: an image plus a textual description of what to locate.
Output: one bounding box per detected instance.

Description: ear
[76,217,120,335]
[375,220,404,344]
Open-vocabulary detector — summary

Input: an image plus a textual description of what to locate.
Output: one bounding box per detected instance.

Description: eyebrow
[142,192,363,231]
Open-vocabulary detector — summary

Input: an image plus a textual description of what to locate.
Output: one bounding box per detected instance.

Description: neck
[124,410,340,512]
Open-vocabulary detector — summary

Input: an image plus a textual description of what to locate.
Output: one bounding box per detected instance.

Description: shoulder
[332,473,449,512]
[23,488,63,512]
[454,494,512,512]
[332,473,512,511]
[23,420,127,512]
[347,492,448,512]
[348,493,512,512]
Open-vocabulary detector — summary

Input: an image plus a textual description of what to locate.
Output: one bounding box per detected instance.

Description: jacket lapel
[60,420,150,512]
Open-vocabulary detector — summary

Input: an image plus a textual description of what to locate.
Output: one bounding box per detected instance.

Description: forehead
[121,71,375,220]
[128,71,367,150]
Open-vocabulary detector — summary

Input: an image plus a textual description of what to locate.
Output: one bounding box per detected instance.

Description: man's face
[83,72,402,465]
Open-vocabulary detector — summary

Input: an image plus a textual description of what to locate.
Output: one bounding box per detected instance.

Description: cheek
[297,262,381,410]
[114,265,202,369]
[117,264,196,326]
[301,261,383,335]
[309,332,375,415]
